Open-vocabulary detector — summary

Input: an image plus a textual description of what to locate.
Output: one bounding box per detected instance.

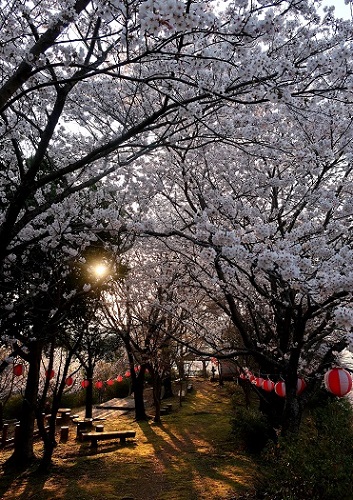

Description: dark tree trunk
[281,394,303,436]
[162,374,173,399]
[133,367,147,421]
[218,361,224,386]
[7,341,42,468]
[39,359,71,471]
[238,378,253,409]
[152,373,162,423]
[281,369,304,436]
[0,401,3,430]
[177,361,184,380]
[37,414,57,473]
[259,387,285,429]
[85,368,94,419]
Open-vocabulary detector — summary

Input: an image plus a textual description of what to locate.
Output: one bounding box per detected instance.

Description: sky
[321,0,352,18]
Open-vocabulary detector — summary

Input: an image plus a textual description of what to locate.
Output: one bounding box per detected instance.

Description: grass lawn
[0,379,258,500]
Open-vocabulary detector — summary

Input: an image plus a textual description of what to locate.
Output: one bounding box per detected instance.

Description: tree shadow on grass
[0,458,51,500]
[137,416,253,499]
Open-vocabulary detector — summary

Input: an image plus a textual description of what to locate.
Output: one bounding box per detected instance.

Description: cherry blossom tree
[140,87,353,430]
[101,242,194,422]
[130,0,353,432]
[1,0,353,464]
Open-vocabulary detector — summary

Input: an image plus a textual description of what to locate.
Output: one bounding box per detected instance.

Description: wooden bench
[80,430,136,448]
[160,403,173,415]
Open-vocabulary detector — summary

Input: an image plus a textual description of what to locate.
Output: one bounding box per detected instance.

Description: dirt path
[0,379,256,500]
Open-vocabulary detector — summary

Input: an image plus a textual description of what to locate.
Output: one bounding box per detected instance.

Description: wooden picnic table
[57,408,71,423]
[58,408,71,416]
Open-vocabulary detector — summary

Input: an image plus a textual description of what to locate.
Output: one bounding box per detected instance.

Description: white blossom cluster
[139,0,217,35]
[2,0,353,384]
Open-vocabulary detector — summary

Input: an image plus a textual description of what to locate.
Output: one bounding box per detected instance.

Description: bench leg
[120,436,126,444]
[91,438,98,448]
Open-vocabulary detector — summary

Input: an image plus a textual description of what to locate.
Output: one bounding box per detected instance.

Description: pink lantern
[13,364,23,376]
[46,369,54,380]
[106,379,114,386]
[262,379,275,392]
[65,376,73,386]
[81,379,90,388]
[134,365,140,373]
[296,378,307,395]
[116,375,123,382]
[275,381,286,397]
[324,367,352,397]
[125,370,131,378]
[95,380,103,389]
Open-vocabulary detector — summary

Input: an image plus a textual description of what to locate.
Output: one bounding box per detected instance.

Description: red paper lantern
[324,367,352,397]
[106,378,114,386]
[254,377,264,388]
[275,381,286,397]
[95,380,103,389]
[81,379,90,388]
[239,372,247,380]
[125,370,131,378]
[46,369,54,380]
[65,376,73,386]
[262,379,275,392]
[13,364,23,376]
[134,365,140,373]
[296,378,307,395]
[116,375,123,382]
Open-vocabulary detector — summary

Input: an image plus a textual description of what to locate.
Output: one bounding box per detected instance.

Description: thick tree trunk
[238,378,252,408]
[85,369,94,419]
[37,347,73,471]
[37,415,57,473]
[0,401,3,430]
[177,361,184,380]
[7,341,42,468]
[162,374,173,399]
[281,387,303,436]
[133,369,147,421]
[152,373,162,423]
[281,353,304,436]
[259,388,285,429]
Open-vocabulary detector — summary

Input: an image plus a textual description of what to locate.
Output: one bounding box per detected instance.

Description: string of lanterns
[11,363,144,389]
[11,361,353,398]
[240,367,353,398]
[76,369,139,389]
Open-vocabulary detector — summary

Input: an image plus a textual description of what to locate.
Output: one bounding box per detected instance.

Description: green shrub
[60,389,87,409]
[105,378,130,399]
[231,406,276,454]
[59,379,131,409]
[260,397,353,499]
[3,394,23,420]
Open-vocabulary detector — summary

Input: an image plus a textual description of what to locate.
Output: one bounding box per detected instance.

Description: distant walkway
[75,396,136,420]
[95,395,135,411]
